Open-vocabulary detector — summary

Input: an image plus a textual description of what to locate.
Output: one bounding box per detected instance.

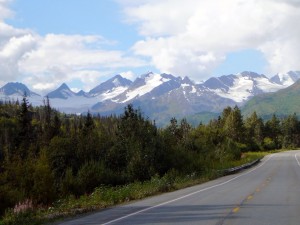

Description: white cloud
[17,34,145,92]
[0,0,13,21]
[19,34,144,74]
[0,0,35,83]
[2,0,300,93]
[0,1,146,93]
[120,70,135,80]
[0,32,36,81]
[120,0,300,80]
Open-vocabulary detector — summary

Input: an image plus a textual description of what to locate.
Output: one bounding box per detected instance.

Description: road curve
[57,150,300,225]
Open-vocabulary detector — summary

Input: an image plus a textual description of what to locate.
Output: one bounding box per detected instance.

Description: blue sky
[0,0,299,92]
[8,0,138,48]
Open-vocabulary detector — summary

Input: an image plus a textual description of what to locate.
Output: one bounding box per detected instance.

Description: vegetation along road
[58,150,300,225]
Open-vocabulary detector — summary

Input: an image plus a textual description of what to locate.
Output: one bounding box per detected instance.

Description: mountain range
[1,71,300,125]
[242,78,300,119]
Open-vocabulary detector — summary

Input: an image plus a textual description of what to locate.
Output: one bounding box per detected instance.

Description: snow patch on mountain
[214,75,256,102]
[204,72,286,103]
[99,86,128,102]
[1,70,300,117]
[271,71,300,86]
[89,75,132,97]
[121,73,171,103]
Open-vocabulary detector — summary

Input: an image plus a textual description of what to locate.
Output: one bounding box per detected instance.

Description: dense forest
[1,96,300,217]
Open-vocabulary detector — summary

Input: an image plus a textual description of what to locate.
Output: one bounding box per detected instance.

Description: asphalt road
[57,150,300,225]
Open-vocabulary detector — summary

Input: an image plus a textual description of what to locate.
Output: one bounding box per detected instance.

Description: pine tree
[282,113,300,148]
[223,106,245,143]
[245,111,264,150]
[17,96,32,158]
[265,114,281,149]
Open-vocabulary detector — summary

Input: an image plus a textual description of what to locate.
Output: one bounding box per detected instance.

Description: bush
[76,161,106,195]
[1,209,42,225]
[263,137,276,150]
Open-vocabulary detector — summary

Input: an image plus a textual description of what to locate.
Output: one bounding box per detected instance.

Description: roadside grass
[0,150,279,225]
[211,151,269,170]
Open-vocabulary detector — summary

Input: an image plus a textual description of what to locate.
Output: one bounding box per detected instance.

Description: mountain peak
[0,82,39,97]
[58,83,71,90]
[271,71,300,86]
[76,90,89,97]
[139,71,154,79]
[182,76,194,85]
[89,74,132,96]
[239,71,265,79]
[47,83,75,99]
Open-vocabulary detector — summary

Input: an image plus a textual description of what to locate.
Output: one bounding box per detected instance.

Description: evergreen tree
[282,113,300,148]
[265,114,281,149]
[82,111,95,135]
[245,112,264,150]
[223,106,245,143]
[17,96,33,158]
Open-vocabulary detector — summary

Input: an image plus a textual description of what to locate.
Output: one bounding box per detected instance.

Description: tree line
[0,97,300,216]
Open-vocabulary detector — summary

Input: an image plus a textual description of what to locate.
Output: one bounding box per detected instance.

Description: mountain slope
[112,72,182,103]
[201,71,284,103]
[1,70,300,125]
[242,79,300,117]
[270,71,300,86]
[0,82,40,97]
[89,74,132,97]
[47,83,77,99]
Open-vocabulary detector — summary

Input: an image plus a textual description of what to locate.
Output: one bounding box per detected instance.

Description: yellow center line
[232,207,240,213]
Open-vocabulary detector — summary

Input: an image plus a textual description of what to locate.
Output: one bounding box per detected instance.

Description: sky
[1,0,300,93]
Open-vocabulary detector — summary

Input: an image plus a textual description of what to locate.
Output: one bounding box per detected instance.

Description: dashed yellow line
[232,207,240,213]
[247,195,253,200]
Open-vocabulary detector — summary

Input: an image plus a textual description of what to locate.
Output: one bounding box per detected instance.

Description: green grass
[0,151,278,225]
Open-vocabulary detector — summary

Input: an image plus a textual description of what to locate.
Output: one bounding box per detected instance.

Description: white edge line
[295,153,300,167]
[102,154,274,225]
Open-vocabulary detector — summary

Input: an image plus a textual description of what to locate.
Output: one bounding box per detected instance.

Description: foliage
[0,98,299,223]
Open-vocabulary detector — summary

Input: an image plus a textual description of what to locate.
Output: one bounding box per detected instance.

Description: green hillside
[242,79,300,118]
[186,111,220,126]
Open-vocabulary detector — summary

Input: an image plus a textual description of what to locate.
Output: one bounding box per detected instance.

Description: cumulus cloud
[0,1,146,93]
[0,34,36,82]
[0,0,36,83]
[120,70,135,80]
[0,0,13,21]
[20,34,120,74]
[18,34,145,92]
[2,0,300,91]
[120,0,300,79]
[0,29,145,92]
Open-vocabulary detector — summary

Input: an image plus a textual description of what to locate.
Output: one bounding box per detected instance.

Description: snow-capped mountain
[270,71,300,86]
[88,75,132,102]
[89,75,132,96]
[112,72,182,103]
[200,71,284,103]
[1,70,300,124]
